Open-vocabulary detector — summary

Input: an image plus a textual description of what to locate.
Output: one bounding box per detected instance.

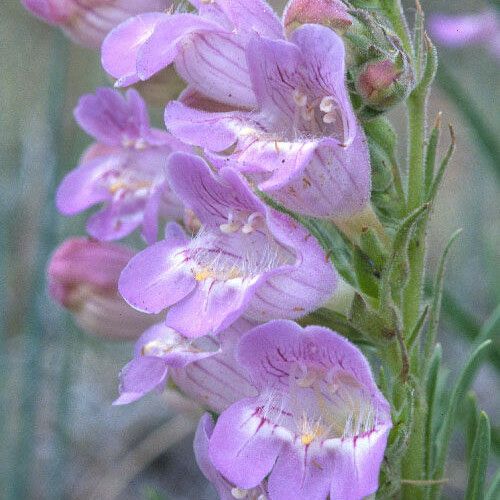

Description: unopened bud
[354,53,413,112]
[47,238,157,340]
[22,0,172,49]
[284,0,352,35]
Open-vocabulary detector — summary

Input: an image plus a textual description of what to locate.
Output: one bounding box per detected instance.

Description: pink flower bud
[355,54,414,112]
[22,0,172,49]
[47,238,157,340]
[283,0,352,35]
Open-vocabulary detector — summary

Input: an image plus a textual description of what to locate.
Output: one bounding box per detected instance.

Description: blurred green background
[1,0,498,498]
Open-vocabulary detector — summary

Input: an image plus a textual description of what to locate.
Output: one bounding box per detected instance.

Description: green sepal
[431,341,493,497]
[350,293,398,345]
[360,227,388,269]
[353,247,380,299]
[465,411,491,500]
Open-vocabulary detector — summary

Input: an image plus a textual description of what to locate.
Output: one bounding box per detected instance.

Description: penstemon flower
[118,152,338,338]
[47,238,157,340]
[283,0,353,35]
[101,0,282,106]
[56,87,189,243]
[195,413,269,500]
[22,0,172,48]
[164,23,372,219]
[115,318,256,409]
[428,9,500,61]
[208,320,392,500]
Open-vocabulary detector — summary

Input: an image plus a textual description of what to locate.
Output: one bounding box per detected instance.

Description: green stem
[401,84,429,500]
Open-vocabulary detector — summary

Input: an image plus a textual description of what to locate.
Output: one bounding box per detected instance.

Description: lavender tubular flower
[22,0,172,48]
[208,320,392,500]
[56,87,189,243]
[115,318,257,408]
[101,0,282,106]
[118,152,337,338]
[47,238,157,340]
[283,0,353,35]
[195,414,269,500]
[429,9,500,60]
[165,24,372,218]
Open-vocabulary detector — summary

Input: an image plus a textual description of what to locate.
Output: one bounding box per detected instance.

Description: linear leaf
[465,411,491,500]
[431,341,493,497]
[423,229,462,367]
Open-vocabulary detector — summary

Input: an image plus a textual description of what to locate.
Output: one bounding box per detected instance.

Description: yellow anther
[301,433,316,446]
[194,268,214,281]
[141,340,172,356]
[109,181,128,194]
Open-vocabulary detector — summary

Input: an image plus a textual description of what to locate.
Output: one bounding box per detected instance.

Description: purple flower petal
[101,13,168,86]
[56,155,119,216]
[267,444,334,500]
[113,356,169,405]
[209,398,283,488]
[166,152,264,227]
[118,222,196,314]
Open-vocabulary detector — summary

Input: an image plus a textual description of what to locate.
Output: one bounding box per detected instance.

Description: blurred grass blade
[423,229,462,367]
[431,340,492,497]
[437,64,500,179]
[465,411,491,500]
[485,469,500,500]
[463,392,479,464]
[9,30,69,500]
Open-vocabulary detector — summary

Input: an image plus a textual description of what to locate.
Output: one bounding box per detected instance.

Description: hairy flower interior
[186,212,294,282]
[260,365,377,445]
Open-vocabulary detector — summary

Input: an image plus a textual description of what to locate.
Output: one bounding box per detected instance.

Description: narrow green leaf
[298,308,368,344]
[413,34,438,95]
[431,341,493,497]
[465,412,491,500]
[424,343,442,477]
[485,468,500,500]
[463,392,479,464]
[427,125,456,204]
[424,112,442,196]
[379,204,429,311]
[476,303,500,345]
[423,229,463,367]
[407,304,429,349]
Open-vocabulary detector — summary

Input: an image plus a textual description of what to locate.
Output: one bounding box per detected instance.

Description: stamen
[322,112,336,124]
[231,488,248,499]
[220,212,240,234]
[293,89,308,107]
[319,96,335,113]
[301,106,314,122]
[241,212,262,234]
